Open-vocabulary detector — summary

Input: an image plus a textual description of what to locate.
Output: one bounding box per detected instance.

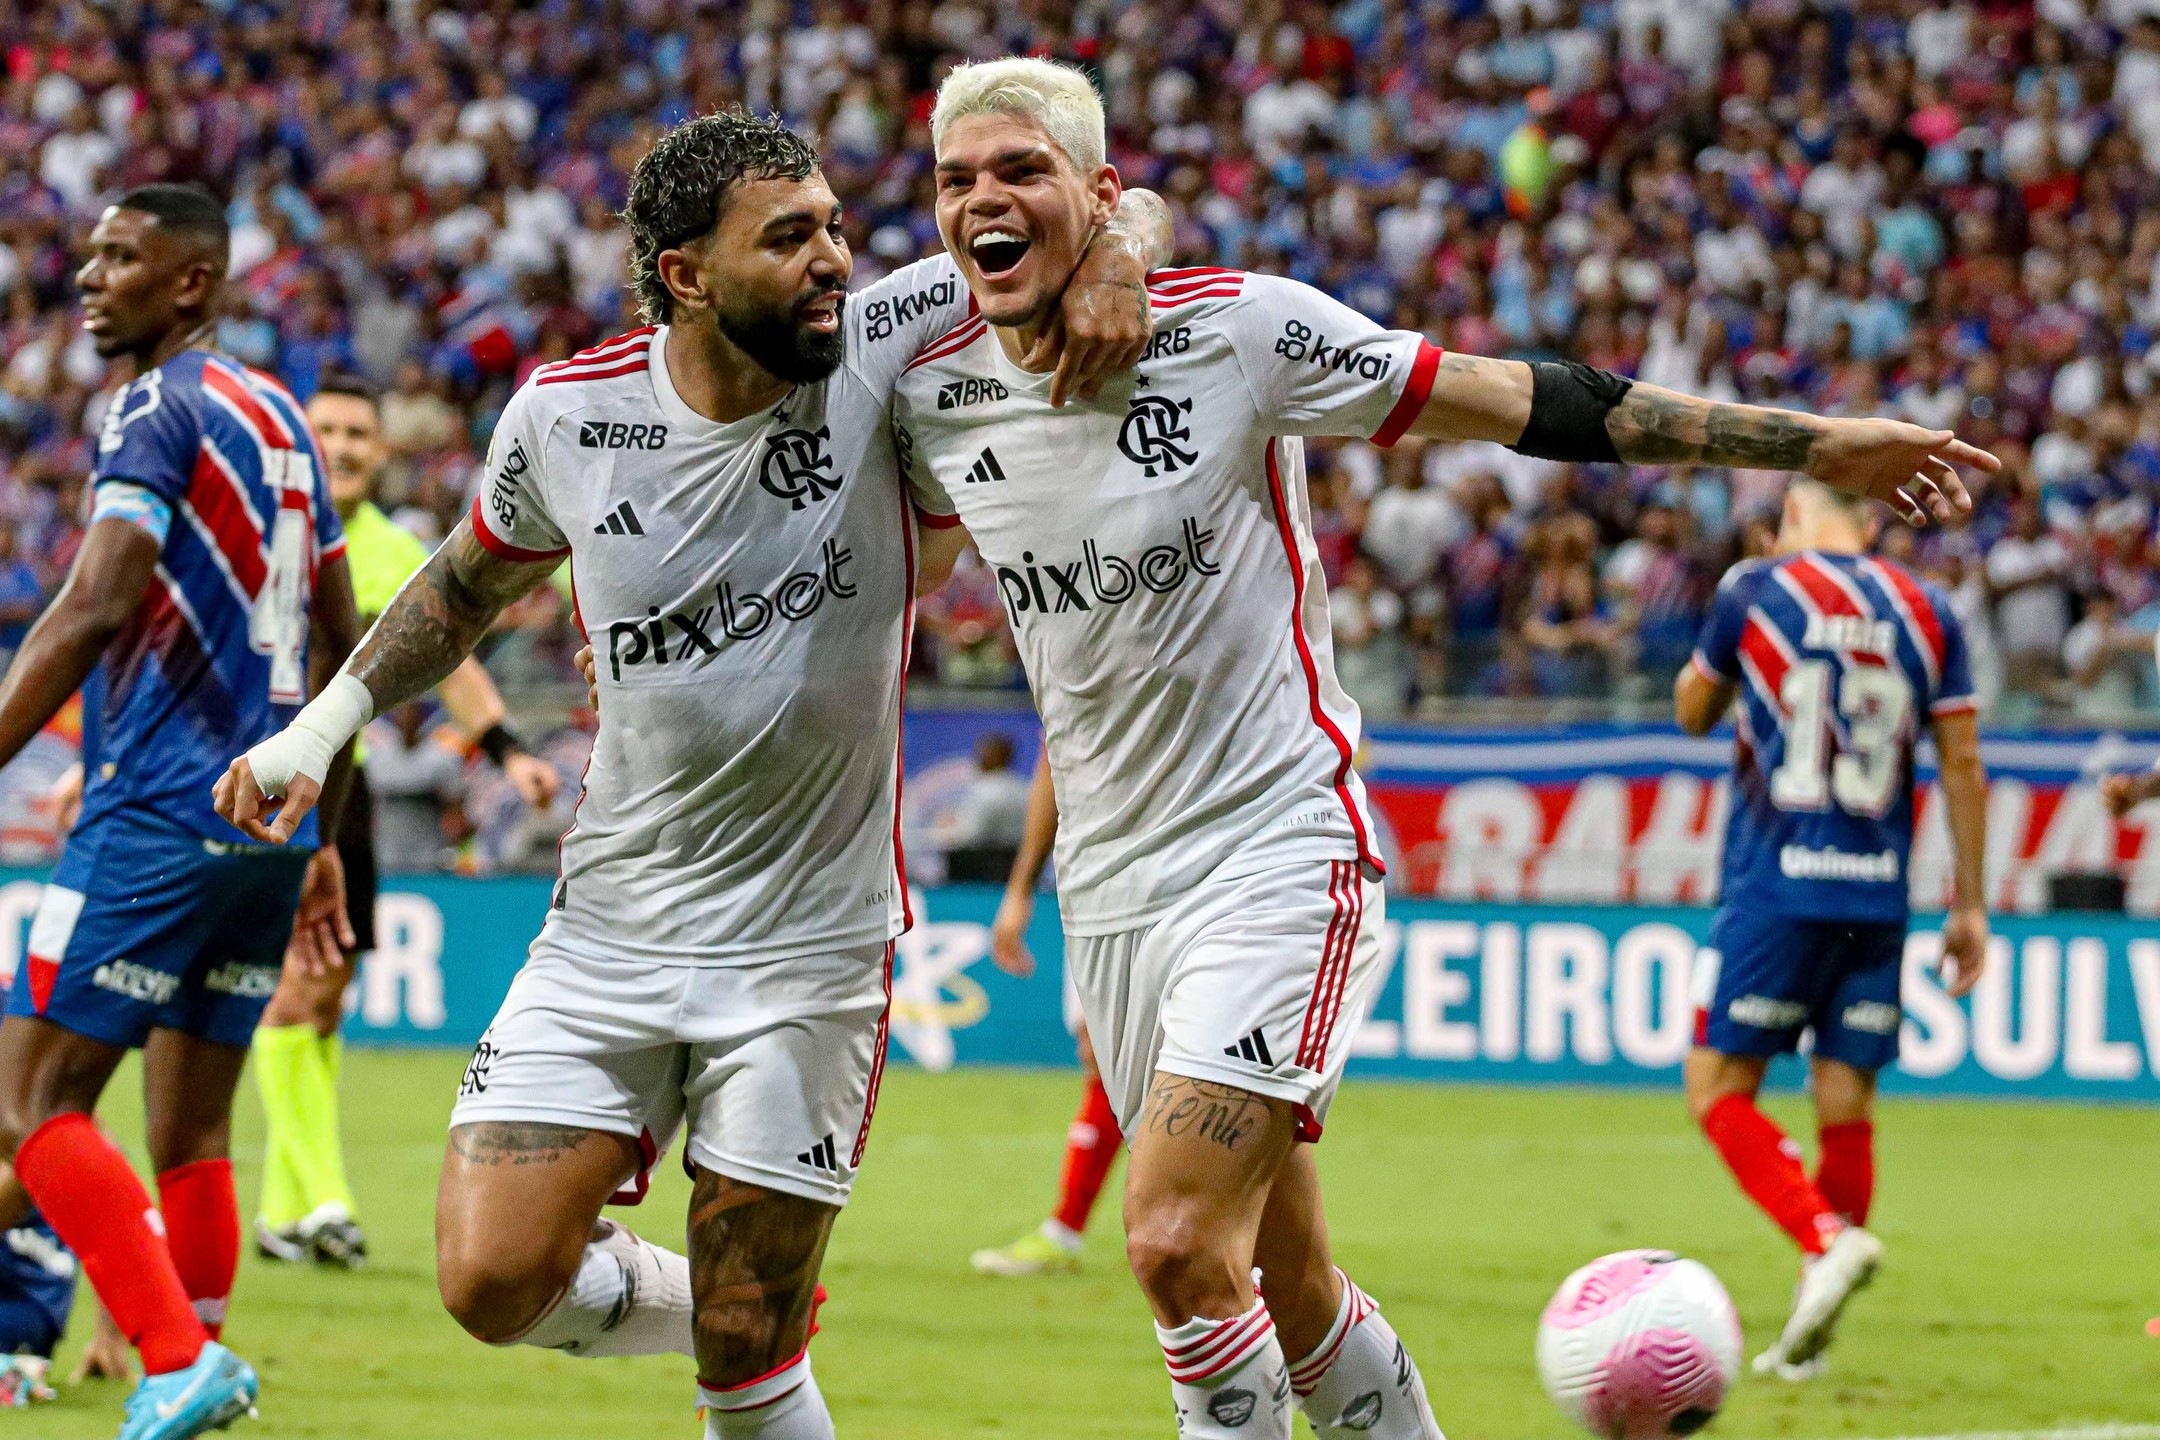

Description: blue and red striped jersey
[1692,549,1974,922]
[80,350,344,843]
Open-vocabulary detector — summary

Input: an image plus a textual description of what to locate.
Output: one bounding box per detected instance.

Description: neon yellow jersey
[342,501,430,620]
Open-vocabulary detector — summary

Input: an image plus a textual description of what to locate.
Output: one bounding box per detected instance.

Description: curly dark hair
[623,110,821,325]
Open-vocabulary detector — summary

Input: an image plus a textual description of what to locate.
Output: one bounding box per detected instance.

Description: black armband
[476,723,523,766]
[1510,361,1634,464]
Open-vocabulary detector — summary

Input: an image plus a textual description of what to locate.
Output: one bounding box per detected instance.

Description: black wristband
[1511,360,1633,465]
[476,723,523,766]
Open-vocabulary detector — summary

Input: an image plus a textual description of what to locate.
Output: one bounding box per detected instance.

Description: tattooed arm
[1026,188,1176,406]
[342,519,560,711]
[214,518,559,841]
[1403,354,1998,525]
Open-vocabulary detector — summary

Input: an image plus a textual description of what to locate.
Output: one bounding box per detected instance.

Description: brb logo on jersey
[578,421,668,450]
[606,539,858,678]
[937,377,1008,410]
[489,439,533,531]
[1118,394,1199,478]
[995,517,1220,619]
[758,427,843,509]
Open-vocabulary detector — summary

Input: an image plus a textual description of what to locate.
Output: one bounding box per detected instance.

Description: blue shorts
[1695,907,1907,1072]
[0,1219,75,1359]
[3,813,309,1051]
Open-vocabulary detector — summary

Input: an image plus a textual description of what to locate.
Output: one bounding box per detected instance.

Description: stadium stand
[3,0,2159,772]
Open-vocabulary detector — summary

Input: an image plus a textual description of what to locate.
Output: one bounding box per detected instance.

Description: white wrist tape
[245,673,373,795]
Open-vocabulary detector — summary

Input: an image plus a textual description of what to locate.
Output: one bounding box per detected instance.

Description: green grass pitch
[36,1052,2160,1438]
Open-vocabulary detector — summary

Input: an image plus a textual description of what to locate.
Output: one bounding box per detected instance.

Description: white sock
[1287,1271,1445,1439]
[515,1221,696,1358]
[1156,1299,1292,1439]
[701,1352,835,1439]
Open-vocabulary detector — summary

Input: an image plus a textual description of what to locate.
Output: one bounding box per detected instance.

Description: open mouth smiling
[970,229,1032,279]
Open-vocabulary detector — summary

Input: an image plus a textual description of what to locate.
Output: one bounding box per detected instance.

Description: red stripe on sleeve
[468,494,568,563]
[1370,340,1443,449]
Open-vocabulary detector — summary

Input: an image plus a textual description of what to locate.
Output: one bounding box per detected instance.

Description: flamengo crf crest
[759,426,843,509]
[1118,394,1199,478]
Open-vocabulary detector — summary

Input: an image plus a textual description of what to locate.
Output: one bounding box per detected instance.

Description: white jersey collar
[648,325,789,439]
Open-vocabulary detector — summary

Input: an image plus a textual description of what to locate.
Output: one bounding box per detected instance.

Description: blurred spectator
[935,734,1032,882]
[1603,500,1708,688]
[1330,555,1412,721]
[1988,496,2075,699]
[1360,441,1458,593]
[366,704,470,874]
[1522,512,1616,696]
[0,519,42,670]
[1438,473,1520,695]
[2063,591,2149,718]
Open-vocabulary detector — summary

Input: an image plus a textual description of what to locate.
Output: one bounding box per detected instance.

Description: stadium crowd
[5,0,2160,734]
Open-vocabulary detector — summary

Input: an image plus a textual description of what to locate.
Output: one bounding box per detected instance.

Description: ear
[175,255,222,319]
[1089,163,1122,229]
[656,244,711,316]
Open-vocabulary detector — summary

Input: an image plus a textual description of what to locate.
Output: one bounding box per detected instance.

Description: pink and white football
[1536,1249,1744,1439]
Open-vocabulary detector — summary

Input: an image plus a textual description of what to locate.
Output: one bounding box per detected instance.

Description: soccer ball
[1536,1249,1743,1439]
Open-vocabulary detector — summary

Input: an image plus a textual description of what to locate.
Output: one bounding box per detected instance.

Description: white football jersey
[473,255,972,964]
[895,268,1441,934]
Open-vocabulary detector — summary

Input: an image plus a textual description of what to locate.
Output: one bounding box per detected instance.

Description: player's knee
[1125,1205,1235,1314]
[436,1234,569,1344]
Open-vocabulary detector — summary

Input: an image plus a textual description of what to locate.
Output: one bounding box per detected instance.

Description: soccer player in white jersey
[894,58,1999,1440]
[213,110,1166,1438]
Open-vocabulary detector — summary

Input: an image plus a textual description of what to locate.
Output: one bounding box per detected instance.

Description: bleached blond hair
[930,58,1106,173]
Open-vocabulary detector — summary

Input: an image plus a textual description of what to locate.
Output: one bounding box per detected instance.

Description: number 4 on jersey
[250,449,313,705]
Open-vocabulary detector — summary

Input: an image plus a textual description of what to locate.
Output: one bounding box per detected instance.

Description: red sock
[1051,1074,1122,1235]
[158,1158,240,1340]
[15,1114,207,1374]
[1814,1120,1875,1226]
[1699,1095,1842,1256]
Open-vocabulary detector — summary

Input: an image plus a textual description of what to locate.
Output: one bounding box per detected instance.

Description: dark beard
[715,291,846,384]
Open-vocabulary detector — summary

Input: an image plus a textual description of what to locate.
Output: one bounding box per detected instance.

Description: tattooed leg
[435,1122,641,1343]
[685,1167,837,1386]
[1122,1071,1299,1326]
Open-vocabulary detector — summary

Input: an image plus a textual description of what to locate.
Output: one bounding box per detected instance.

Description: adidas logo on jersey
[605,539,858,678]
[994,517,1220,617]
[593,502,644,536]
[964,447,1007,485]
[796,1135,839,1173]
[938,377,1008,410]
[579,421,668,450]
[1223,1029,1275,1066]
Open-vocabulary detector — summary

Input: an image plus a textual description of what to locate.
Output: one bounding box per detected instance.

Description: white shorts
[1066,857,1385,1143]
[449,937,894,1207]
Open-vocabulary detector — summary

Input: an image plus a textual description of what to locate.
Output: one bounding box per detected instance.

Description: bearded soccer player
[0,183,360,1440]
[217,112,1165,1438]
[895,59,1997,1440]
[1675,478,1988,1379]
[250,376,560,1270]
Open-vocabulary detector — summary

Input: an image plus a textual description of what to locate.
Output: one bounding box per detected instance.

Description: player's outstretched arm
[216,518,560,842]
[0,517,161,772]
[1931,709,1990,998]
[1402,355,1998,526]
[990,753,1059,978]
